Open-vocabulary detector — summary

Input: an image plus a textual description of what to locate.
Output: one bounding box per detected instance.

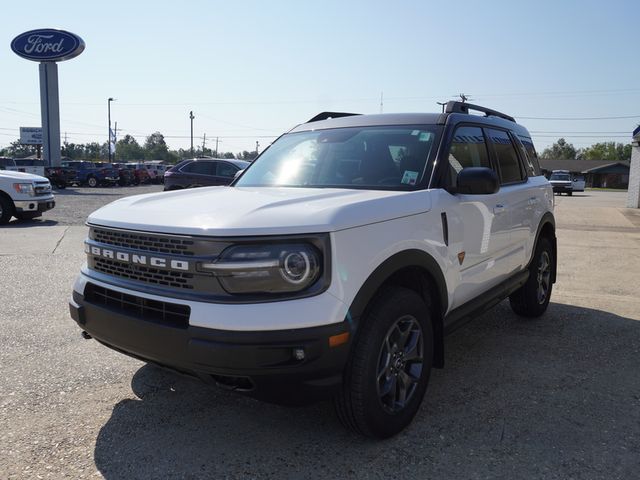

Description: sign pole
[39,62,61,167]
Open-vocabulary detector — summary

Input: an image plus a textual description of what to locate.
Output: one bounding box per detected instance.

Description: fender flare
[347,249,448,322]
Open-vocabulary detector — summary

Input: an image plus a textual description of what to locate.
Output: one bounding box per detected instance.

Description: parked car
[111,163,135,186]
[124,163,151,185]
[61,161,117,187]
[142,163,167,184]
[572,174,586,192]
[163,158,250,191]
[45,166,77,189]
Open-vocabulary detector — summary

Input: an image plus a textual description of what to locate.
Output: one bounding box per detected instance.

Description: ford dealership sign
[11,29,85,62]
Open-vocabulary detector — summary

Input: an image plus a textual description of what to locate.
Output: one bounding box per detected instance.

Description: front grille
[94,258,194,290]
[92,227,196,256]
[34,182,51,195]
[85,283,190,329]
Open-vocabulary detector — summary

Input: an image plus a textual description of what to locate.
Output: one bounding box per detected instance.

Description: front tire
[334,287,433,438]
[0,196,14,225]
[509,237,554,317]
[86,175,98,188]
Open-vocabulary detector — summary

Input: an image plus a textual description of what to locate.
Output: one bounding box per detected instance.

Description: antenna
[457,93,471,103]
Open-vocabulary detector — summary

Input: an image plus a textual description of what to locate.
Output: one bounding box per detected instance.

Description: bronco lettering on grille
[85,244,190,271]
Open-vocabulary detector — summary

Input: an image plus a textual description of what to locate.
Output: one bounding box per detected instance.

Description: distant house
[539,159,630,189]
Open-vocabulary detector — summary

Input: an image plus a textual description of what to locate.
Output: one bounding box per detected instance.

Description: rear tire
[334,286,433,438]
[0,196,14,225]
[509,237,554,317]
[568,191,573,196]
[86,175,98,188]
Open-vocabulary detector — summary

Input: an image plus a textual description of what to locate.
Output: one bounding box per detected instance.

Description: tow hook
[81,331,92,340]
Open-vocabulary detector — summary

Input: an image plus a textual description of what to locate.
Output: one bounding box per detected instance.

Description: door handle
[493,204,506,215]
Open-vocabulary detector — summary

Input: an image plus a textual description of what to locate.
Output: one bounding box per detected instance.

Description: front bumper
[551,184,572,193]
[14,197,56,213]
[69,283,351,405]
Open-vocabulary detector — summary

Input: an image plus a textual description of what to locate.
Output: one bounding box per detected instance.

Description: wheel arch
[346,249,448,368]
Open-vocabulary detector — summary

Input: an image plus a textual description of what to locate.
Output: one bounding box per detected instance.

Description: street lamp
[108,97,115,162]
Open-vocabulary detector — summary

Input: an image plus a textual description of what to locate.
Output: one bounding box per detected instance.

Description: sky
[0,0,638,155]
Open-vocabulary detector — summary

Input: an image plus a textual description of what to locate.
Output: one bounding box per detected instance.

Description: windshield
[550,173,571,181]
[236,125,441,190]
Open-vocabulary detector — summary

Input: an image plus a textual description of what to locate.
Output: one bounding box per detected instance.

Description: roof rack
[306,111,361,123]
[444,101,515,123]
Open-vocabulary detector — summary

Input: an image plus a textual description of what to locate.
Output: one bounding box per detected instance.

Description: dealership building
[539,159,630,189]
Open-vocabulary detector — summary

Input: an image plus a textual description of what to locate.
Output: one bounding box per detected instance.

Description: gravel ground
[1,190,639,479]
[43,184,164,226]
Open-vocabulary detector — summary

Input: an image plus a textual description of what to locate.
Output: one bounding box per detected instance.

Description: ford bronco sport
[70,102,556,438]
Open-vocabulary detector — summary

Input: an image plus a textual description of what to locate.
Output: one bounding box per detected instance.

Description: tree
[540,138,577,160]
[237,150,258,161]
[116,135,144,160]
[578,142,631,162]
[0,140,37,158]
[144,132,171,160]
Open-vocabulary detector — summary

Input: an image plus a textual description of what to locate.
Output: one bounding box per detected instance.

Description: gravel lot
[43,184,164,226]
[1,190,639,479]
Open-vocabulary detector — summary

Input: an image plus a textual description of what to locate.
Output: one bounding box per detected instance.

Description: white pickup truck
[0,170,55,224]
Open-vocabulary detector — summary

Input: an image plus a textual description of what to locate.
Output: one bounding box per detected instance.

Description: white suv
[70,102,556,438]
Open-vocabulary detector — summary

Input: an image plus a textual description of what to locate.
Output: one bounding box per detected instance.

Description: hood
[88,186,432,236]
[0,170,49,182]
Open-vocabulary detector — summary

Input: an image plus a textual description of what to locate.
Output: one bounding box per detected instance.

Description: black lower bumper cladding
[70,283,350,405]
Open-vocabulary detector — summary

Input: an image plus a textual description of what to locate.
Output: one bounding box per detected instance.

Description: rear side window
[181,161,215,175]
[217,162,238,178]
[487,129,525,184]
[517,135,542,176]
[447,126,490,186]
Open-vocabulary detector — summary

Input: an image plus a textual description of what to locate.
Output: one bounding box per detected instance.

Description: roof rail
[444,101,515,123]
[306,111,361,123]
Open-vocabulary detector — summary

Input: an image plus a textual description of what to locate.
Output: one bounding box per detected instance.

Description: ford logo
[11,29,85,62]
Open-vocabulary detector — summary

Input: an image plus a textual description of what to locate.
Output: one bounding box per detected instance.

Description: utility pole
[108,97,113,162]
[215,136,219,156]
[113,122,117,161]
[380,91,383,113]
[189,110,195,156]
[256,141,260,155]
[202,133,206,155]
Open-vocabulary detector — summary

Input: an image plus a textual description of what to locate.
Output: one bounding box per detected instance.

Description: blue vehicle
[61,161,117,187]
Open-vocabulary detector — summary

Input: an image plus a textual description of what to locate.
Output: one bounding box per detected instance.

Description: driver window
[447,126,490,187]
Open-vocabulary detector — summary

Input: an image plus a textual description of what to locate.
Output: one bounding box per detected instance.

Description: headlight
[199,243,322,294]
[13,183,35,196]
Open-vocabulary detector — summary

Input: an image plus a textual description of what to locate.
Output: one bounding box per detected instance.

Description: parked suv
[70,102,556,438]
[163,158,249,190]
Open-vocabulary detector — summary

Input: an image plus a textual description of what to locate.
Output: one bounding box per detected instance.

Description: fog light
[293,348,305,361]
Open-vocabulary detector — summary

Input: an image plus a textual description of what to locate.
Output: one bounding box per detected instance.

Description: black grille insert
[85,283,190,329]
[92,227,196,256]
[93,258,195,290]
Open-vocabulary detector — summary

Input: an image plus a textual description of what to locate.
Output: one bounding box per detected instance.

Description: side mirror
[234,169,244,180]
[456,167,499,195]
